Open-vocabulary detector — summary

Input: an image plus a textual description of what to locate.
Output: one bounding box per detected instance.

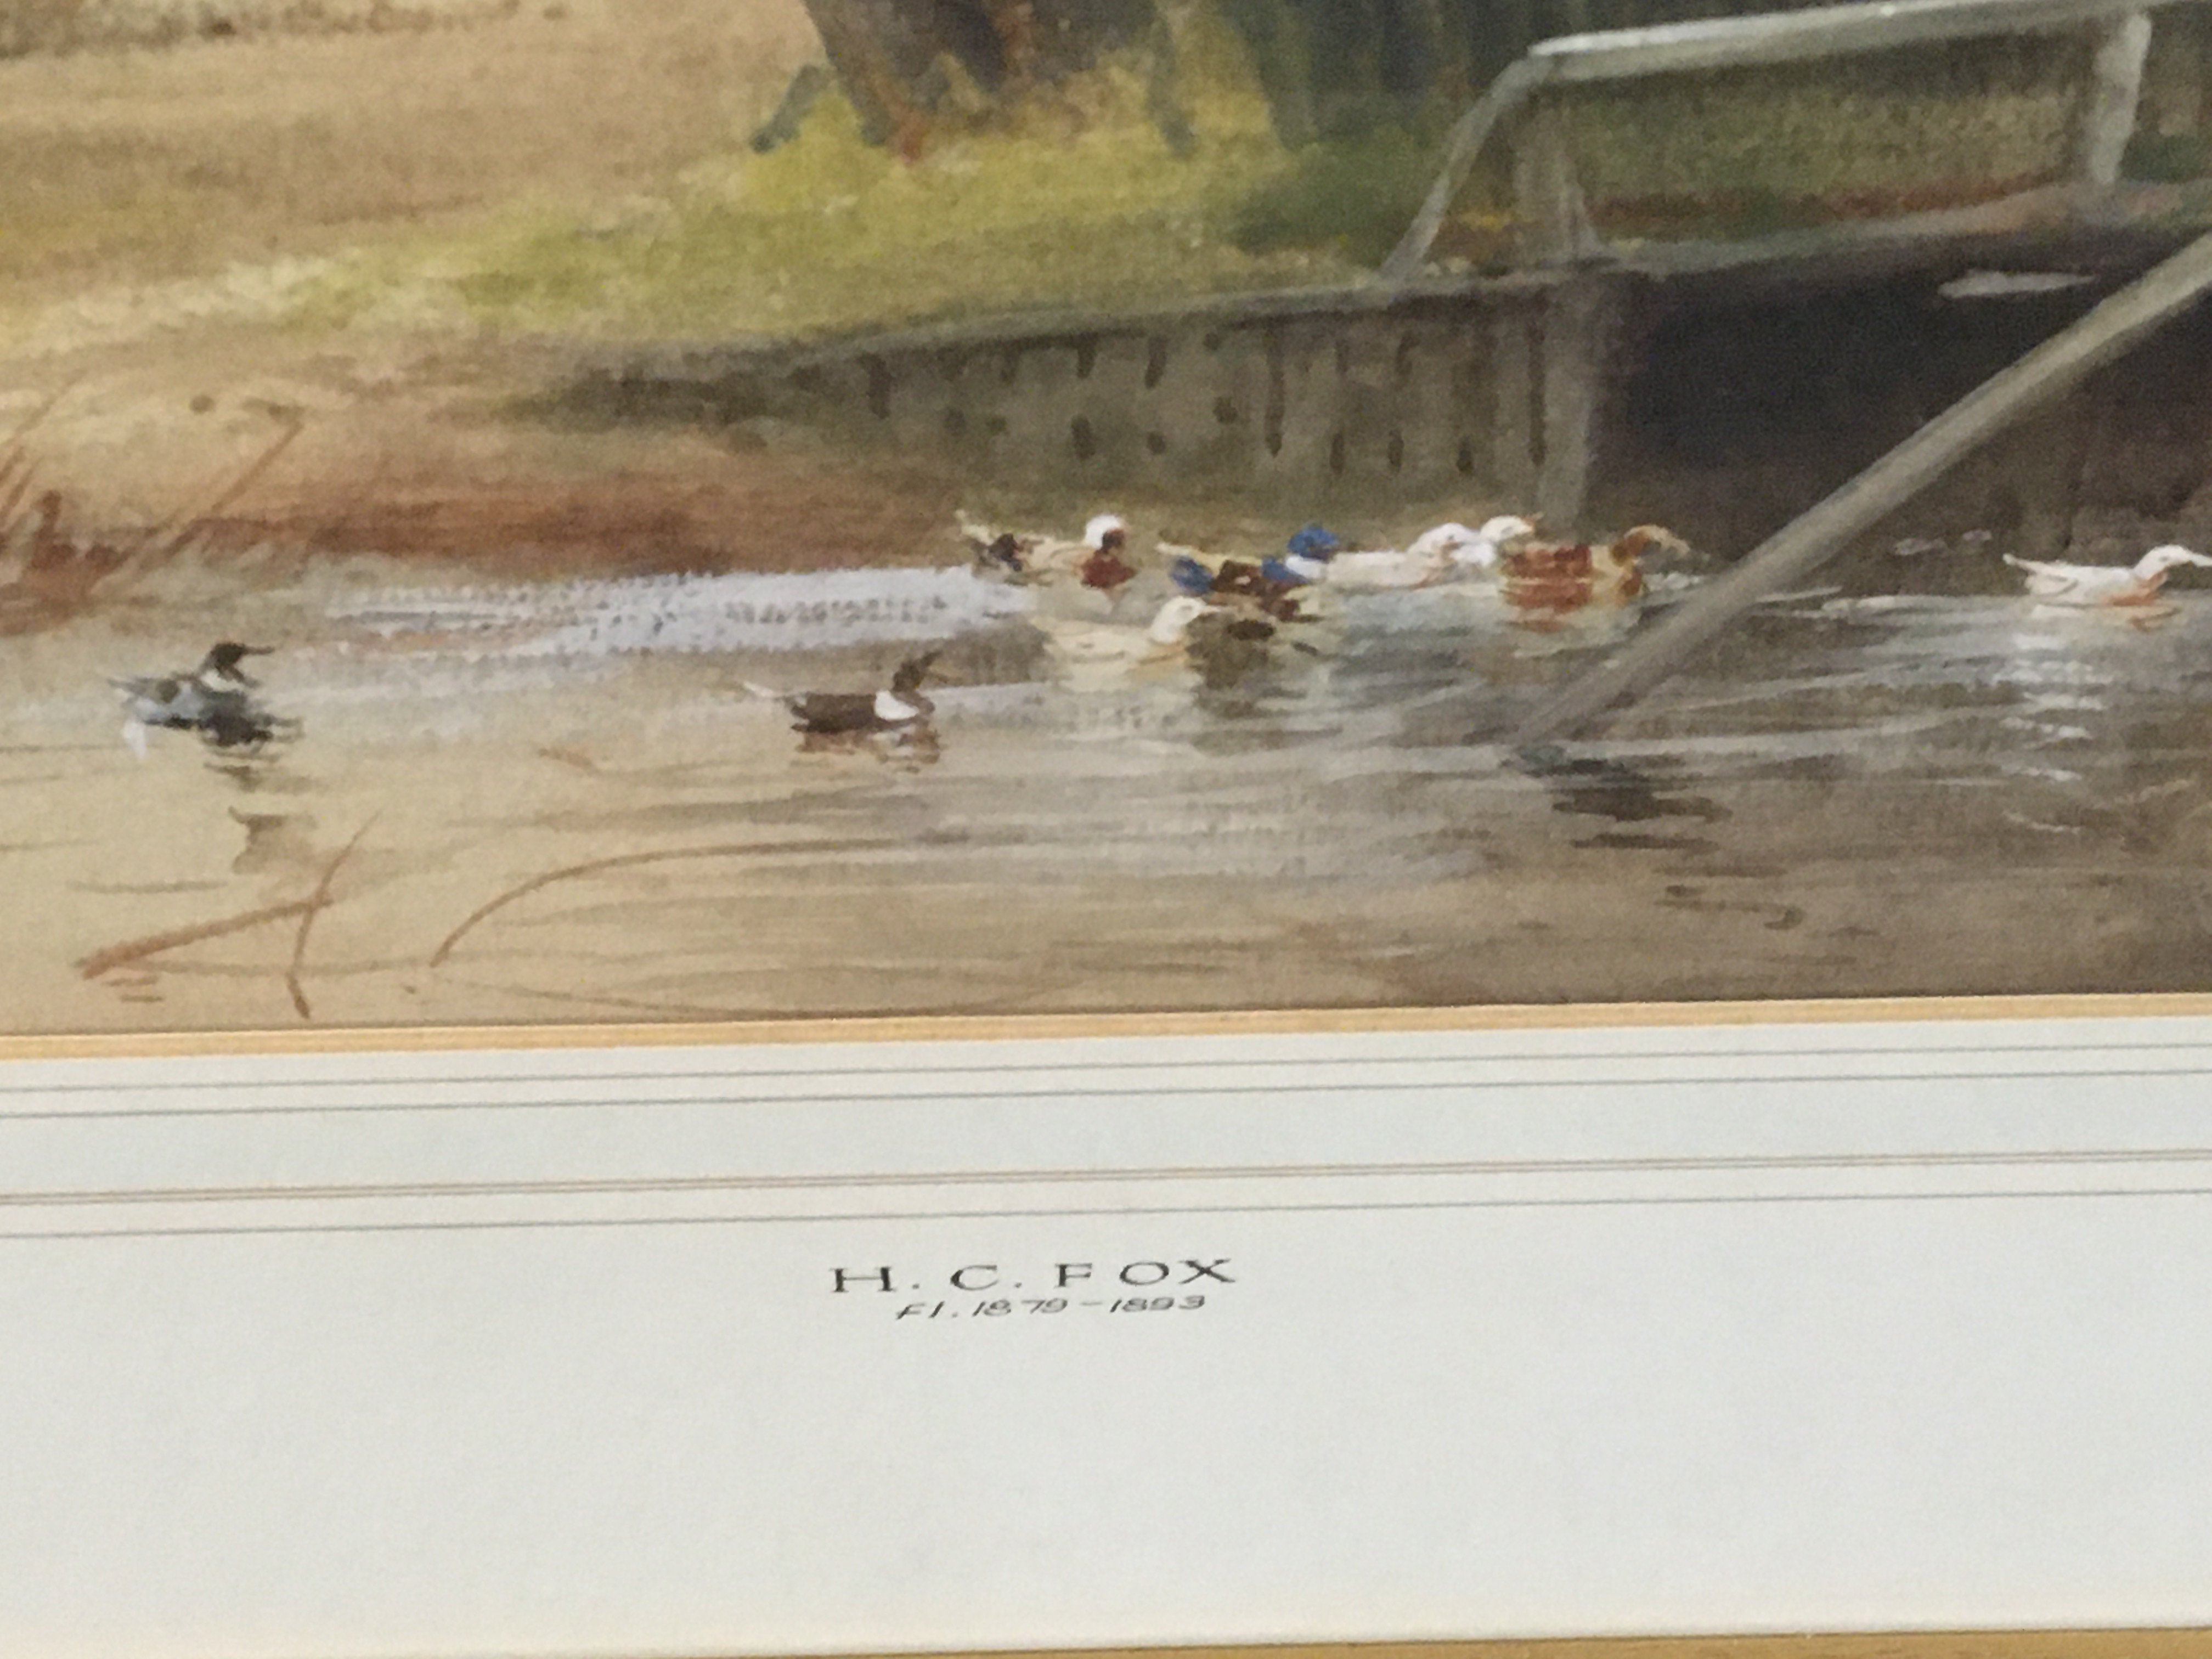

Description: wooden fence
[1226,0,1857,141]
[1385,0,2201,276]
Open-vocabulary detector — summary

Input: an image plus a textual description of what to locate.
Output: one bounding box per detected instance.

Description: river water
[5,555,2211,1034]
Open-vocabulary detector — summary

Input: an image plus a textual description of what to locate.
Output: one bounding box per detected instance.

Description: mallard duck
[1154,531,1346,646]
[1074,515,1139,594]
[110,642,286,759]
[1164,544,1223,596]
[747,651,938,736]
[1159,539,1294,619]
[2004,544,2212,607]
[1214,526,1340,606]
[959,511,1037,580]
[1159,524,1334,590]
[1260,524,1341,587]
[961,510,1133,589]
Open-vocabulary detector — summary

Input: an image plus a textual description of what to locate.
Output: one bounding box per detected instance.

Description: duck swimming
[1322,517,1537,591]
[1033,595,1214,675]
[960,512,1037,580]
[747,651,939,738]
[1184,526,1342,620]
[1438,515,1542,579]
[1501,524,1688,628]
[1074,515,1139,595]
[960,510,1133,589]
[2003,544,2212,607]
[110,642,286,759]
[1260,525,1341,588]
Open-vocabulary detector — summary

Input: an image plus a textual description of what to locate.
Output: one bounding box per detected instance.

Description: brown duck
[1502,525,1688,627]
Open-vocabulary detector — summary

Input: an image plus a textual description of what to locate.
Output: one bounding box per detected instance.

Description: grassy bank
[287,10,1433,341]
[5,0,2208,357]
[285,24,2169,343]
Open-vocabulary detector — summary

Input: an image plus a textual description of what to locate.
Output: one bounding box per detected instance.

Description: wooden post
[1512,95,1605,266]
[2138,2,2203,137]
[2006,404,2097,557]
[2076,9,2153,185]
[1491,309,1541,502]
[1535,277,1620,529]
[1513,225,2212,745]
[1381,57,1545,283]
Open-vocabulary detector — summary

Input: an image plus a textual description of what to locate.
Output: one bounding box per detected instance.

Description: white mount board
[3,1013,2210,1657]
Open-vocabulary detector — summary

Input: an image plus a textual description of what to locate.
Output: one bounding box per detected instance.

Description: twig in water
[0,379,80,563]
[430,836,905,968]
[0,376,79,469]
[0,453,35,546]
[284,816,379,1022]
[77,899,315,981]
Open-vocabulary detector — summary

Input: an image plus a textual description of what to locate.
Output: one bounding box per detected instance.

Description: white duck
[1032,594,1213,674]
[1325,515,1538,589]
[1321,528,1458,591]
[2004,544,2212,607]
[1308,518,1528,591]
[1438,515,1541,578]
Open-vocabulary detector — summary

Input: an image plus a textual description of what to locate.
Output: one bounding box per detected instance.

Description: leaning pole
[1513,224,2212,746]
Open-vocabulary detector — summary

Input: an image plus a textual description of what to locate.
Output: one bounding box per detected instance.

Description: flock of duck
[105,510,2212,759]
[946,508,1689,700]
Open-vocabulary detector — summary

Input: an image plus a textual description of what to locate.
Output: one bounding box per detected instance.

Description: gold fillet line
[747,1627,2212,1658]
[4,991,2212,1063]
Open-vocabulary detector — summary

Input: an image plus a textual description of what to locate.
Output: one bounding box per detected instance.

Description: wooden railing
[1381,0,2197,281]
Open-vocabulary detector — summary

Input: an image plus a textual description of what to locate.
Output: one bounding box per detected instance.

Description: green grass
[267,22,2212,344]
[1223,124,1439,267]
[294,49,1379,343]
[1556,48,2080,212]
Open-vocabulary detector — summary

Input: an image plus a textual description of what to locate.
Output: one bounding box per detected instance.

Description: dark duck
[111,642,290,759]
[747,651,939,741]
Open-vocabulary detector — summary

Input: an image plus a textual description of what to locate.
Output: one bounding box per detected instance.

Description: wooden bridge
[569,0,2212,555]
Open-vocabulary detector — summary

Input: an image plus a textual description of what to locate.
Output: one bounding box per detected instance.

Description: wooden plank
[1606,183,2090,280]
[2075,8,2155,183]
[1512,223,2212,744]
[1511,95,1606,264]
[1537,0,2191,85]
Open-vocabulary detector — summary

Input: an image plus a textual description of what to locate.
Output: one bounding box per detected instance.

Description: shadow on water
[1509,743,1732,854]
[795,721,943,768]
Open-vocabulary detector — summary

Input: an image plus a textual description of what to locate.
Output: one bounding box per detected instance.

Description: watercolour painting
[11,0,2212,1036]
